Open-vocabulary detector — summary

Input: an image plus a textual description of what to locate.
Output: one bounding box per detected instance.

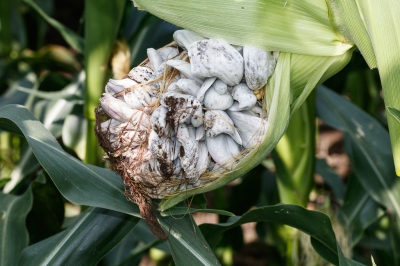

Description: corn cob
[95,30,278,237]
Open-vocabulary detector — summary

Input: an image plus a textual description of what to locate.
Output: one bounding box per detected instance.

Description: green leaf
[0,73,34,107]
[160,214,221,266]
[361,1,400,177]
[316,85,400,218]
[310,237,338,265]
[0,0,26,55]
[161,207,234,217]
[3,73,84,192]
[340,174,384,245]
[4,144,47,194]
[134,0,353,56]
[326,0,377,68]
[0,104,220,265]
[348,0,400,176]
[26,172,65,244]
[103,229,143,266]
[62,112,87,160]
[200,204,363,265]
[0,187,33,266]
[387,106,400,124]
[16,72,84,101]
[22,0,84,53]
[19,207,139,266]
[0,104,140,217]
[316,158,345,202]
[390,215,400,266]
[105,219,170,266]
[189,193,207,209]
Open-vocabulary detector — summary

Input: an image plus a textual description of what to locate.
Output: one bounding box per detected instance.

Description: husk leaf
[329,0,400,176]
[133,0,353,56]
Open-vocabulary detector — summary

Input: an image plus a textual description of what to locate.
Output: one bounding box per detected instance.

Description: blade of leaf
[5,81,79,193]
[199,204,363,265]
[22,0,84,53]
[103,229,142,266]
[134,0,353,56]
[390,215,400,266]
[160,207,234,217]
[0,104,140,217]
[3,143,40,193]
[316,85,400,218]
[316,158,345,202]
[19,207,139,266]
[26,172,65,244]
[62,113,87,161]
[339,174,384,246]
[387,107,400,123]
[0,187,33,266]
[159,214,221,266]
[325,0,377,68]
[106,220,168,266]
[352,0,400,176]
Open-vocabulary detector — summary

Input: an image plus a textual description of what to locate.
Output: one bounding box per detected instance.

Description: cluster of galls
[96,30,278,199]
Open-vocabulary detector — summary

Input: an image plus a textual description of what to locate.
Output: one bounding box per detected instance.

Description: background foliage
[0,0,399,265]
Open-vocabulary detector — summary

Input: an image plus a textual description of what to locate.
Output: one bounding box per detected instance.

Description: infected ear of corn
[95,26,353,238]
[95,30,279,238]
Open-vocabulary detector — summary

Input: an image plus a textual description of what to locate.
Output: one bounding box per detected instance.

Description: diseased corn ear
[95,31,282,231]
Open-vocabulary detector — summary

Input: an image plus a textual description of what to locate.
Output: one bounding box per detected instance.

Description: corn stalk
[84,0,125,165]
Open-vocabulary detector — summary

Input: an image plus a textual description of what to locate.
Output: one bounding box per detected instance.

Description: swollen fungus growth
[95,30,278,201]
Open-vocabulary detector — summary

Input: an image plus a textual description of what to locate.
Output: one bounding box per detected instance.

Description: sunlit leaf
[387,107,400,124]
[134,0,353,56]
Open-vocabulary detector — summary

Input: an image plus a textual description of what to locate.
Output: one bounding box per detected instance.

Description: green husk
[134,0,353,56]
[329,0,400,176]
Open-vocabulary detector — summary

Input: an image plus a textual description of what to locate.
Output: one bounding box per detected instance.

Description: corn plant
[1,0,400,265]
